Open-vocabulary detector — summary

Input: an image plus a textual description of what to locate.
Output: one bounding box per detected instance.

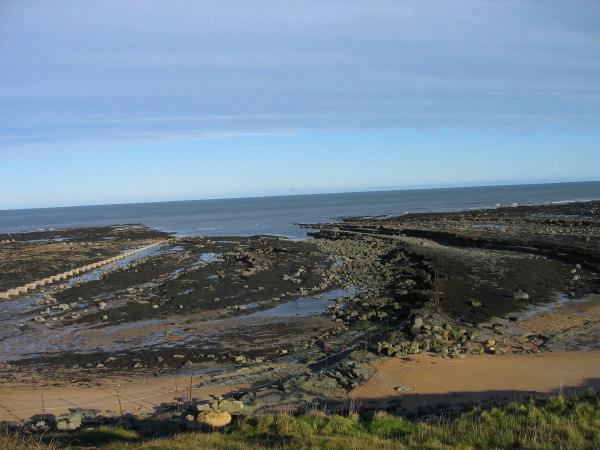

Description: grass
[3,390,600,449]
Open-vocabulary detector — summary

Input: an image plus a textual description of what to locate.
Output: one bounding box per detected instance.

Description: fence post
[117,392,123,417]
[227,369,234,400]
[189,373,194,410]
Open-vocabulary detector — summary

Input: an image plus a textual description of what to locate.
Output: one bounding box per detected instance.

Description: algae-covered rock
[218,399,245,413]
[56,413,83,431]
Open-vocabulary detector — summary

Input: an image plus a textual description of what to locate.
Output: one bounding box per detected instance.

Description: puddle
[198,253,223,264]
[517,294,595,319]
[247,287,357,318]
[178,289,195,296]
[262,394,282,402]
[469,224,523,230]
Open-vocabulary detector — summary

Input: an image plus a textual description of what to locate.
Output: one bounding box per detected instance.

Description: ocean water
[1,181,599,240]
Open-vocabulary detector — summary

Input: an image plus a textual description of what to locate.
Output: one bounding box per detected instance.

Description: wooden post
[41,396,45,422]
[117,392,123,417]
[189,374,194,410]
[227,369,234,399]
[362,339,367,363]
[175,379,180,411]
[278,357,282,386]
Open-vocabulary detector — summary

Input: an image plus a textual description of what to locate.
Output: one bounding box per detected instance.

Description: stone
[410,317,424,334]
[56,413,83,431]
[218,399,245,413]
[513,292,529,300]
[73,408,101,417]
[194,410,232,428]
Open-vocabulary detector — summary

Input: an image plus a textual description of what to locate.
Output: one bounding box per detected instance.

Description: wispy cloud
[1,0,599,150]
[221,147,289,152]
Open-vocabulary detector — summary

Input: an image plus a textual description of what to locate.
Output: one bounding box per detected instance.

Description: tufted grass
[2,389,600,449]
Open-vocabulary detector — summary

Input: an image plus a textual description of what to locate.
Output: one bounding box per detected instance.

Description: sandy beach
[2,347,599,422]
[351,349,600,413]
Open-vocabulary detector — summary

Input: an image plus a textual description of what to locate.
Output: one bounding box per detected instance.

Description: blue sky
[1,0,599,209]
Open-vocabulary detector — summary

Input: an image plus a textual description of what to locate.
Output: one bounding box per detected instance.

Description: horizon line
[2,178,600,213]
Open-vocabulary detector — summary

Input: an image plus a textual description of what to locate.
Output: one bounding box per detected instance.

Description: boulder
[409,317,423,334]
[73,408,101,417]
[56,413,83,431]
[194,410,232,428]
[513,292,529,300]
[218,399,245,413]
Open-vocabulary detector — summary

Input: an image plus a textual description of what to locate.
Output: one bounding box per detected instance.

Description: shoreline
[1,200,599,431]
[2,346,600,422]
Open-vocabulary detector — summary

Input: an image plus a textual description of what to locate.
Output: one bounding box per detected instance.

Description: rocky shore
[1,201,599,435]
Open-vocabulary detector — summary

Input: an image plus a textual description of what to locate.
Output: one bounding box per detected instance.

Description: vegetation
[2,390,600,449]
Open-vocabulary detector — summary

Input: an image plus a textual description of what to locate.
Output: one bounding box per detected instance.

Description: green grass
[3,390,600,449]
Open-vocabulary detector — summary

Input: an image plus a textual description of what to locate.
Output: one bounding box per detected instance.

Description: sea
[1,181,599,240]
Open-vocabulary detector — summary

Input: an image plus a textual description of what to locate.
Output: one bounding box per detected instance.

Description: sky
[1,0,599,210]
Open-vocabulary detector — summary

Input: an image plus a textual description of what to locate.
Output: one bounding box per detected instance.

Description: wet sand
[350,349,600,413]
[350,295,600,413]
[0,373,248,421]
[2,295,599,420]
[2,347,599,421]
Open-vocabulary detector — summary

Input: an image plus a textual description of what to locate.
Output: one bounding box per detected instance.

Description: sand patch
[0,372,247,421]
[350,349,600,413]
